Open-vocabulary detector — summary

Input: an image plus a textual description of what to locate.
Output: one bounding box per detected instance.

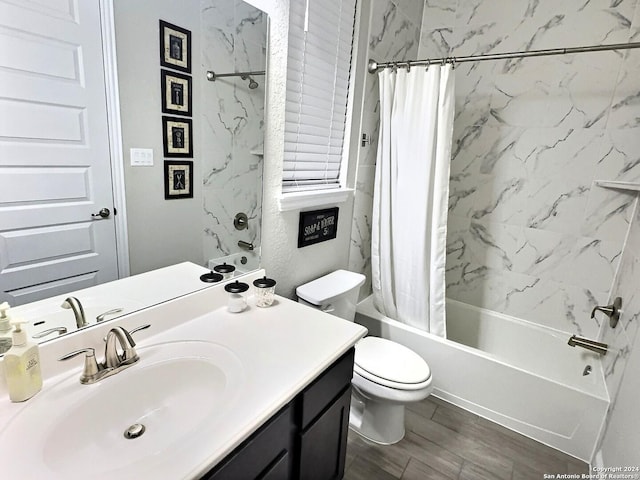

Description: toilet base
[349,391,406,445]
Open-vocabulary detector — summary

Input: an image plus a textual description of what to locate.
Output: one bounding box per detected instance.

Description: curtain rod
[206,70,265,81]
[368,41,640,73]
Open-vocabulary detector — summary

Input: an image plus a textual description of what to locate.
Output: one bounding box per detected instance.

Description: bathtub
[355,295,609,462]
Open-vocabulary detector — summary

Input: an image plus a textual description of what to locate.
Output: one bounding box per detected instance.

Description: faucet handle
[590,297,622,328]
[59,347,101,384]
[129,324,151,336]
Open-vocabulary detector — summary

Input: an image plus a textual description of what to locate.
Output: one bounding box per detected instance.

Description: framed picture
[298,207,339,248]
[162,116,193,157]
[161,69,192,116]
[159,20,191,73]
[164,161,193,199]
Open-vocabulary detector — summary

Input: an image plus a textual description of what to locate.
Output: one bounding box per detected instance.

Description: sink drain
[124,423,146,439]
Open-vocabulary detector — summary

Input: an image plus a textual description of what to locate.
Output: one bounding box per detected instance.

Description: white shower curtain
[371,65,454,337]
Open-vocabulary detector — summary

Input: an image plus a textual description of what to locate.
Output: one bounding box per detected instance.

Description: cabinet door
[298,386,351,480]
[203,403,294,480]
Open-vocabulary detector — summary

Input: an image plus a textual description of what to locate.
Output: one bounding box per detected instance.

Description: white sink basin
[0,341,244,479]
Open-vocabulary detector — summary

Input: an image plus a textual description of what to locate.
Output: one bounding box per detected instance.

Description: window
[282,0,357,200]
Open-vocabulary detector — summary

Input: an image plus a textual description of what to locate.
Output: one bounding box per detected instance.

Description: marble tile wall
[441,0,640,338]
[200,0,266,269]
[597,193,640,449]
[348,0,425,299]
[350,0,640,339]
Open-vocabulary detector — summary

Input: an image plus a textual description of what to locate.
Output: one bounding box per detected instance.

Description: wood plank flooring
[344,396,589,480]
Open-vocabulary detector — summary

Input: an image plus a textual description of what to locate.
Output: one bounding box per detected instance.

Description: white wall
[257,0,359,298]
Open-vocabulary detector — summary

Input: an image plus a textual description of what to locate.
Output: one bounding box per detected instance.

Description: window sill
[278,188,354,212]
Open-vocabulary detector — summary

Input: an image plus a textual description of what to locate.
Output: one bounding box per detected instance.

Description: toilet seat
[354,337,431,391]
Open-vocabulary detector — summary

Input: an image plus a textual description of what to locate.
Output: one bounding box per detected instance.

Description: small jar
[214,262,236,280]
[224,281,249,313]
[199,271,223,283]
[253,276,276,308]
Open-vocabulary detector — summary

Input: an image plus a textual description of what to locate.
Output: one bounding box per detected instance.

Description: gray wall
[115,0,204,275]
[115,0,265,275]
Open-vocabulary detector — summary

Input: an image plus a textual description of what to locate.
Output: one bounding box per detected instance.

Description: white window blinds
[283,0,357,193]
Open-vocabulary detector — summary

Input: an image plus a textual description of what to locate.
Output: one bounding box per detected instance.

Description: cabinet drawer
[203,403,294,480]
[298,348,354,429]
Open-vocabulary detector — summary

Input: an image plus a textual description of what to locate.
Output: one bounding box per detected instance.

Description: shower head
[241,75,259,89]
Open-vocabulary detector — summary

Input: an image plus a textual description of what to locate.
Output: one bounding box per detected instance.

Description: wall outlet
[130,148,154,166]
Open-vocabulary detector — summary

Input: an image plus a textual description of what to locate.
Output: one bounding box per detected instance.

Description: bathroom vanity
[0,268,367,480]
[205,349,354,479]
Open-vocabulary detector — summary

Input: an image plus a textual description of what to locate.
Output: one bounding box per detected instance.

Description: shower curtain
[371,65,454,337]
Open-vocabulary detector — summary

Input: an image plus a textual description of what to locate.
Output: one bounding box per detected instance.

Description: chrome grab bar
[568,335,608,356]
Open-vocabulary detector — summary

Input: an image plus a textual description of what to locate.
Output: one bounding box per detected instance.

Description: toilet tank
[296,270,366,321]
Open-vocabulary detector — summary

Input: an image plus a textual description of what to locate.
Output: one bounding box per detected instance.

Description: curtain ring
[406,61,411,72]
[450,57,456,69]
[425,59,430,71]
[392,62,398,73]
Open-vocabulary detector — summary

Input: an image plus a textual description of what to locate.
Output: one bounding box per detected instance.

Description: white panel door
[0,0,119,305]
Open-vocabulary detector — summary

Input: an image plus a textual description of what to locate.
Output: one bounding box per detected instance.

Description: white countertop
[0,268,367,479]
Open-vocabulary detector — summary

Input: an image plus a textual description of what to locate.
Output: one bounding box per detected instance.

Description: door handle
[91,207,111,219]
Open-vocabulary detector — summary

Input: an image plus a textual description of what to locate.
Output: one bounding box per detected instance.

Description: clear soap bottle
[3,319,43,402]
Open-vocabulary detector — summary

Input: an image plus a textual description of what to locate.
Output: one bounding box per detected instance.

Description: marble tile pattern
[200,0,266,265]
[349,0,424,301]
[350,0,640,338]
[597,193,640,436]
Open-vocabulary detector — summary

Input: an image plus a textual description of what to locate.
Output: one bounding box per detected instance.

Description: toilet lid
[354,337,431,387]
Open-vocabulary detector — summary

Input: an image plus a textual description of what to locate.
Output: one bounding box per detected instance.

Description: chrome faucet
[59,324,151,384]
[61,297,87,328]
[568,335,608,356]
[104,326,139,368]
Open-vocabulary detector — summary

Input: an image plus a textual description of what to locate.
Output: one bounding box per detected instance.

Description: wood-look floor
[344,396,589,480]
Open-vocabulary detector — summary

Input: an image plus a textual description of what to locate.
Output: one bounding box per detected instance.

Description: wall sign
[298,208,339,248]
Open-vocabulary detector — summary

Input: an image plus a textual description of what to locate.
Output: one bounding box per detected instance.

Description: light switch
[130,148,154,166]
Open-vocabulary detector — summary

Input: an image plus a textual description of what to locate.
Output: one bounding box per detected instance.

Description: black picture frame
[298,207,339,248]
[164,161,194,199]
[161,69,192,116]
[159,20,191,73]
[162,116,193,158]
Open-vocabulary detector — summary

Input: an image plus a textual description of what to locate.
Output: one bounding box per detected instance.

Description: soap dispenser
[0,302,12,355]
[3,319,43,402]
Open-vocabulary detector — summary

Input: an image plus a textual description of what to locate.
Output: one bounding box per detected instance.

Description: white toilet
[296,270,433,445]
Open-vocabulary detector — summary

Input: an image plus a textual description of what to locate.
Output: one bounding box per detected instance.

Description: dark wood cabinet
[202,348,354,480]
[298,386,351,480]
